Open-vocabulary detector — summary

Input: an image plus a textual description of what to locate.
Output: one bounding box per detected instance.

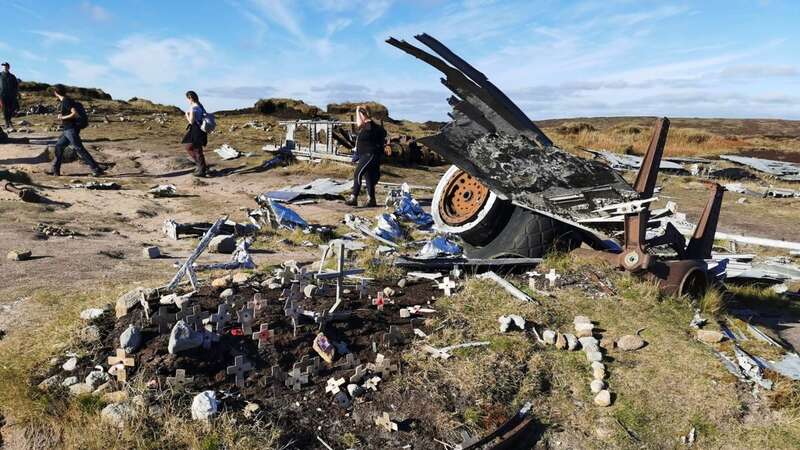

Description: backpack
[73,101,89,130]
[200,108,216,133]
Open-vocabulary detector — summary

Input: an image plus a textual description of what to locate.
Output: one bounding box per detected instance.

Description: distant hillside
[17,81,181,114]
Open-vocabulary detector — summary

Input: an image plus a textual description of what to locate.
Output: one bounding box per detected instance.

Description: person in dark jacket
[181,90,208,177]
[345,105,387,207]
[46,84,104,177]
[0,62,20,129]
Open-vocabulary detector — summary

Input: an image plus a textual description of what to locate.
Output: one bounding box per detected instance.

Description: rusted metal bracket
[3,181,47,203]
[456,402,539,450]
[578,118,725,297]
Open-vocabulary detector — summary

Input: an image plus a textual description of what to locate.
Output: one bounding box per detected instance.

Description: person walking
[181,90,208,177]
[46,84,104,177]
[345,105,386,207]
[0,62,20,130]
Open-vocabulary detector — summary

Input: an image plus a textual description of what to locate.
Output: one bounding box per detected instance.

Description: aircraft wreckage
[387,34,726,298]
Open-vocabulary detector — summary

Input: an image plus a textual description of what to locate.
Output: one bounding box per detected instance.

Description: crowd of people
[0,62,388,207]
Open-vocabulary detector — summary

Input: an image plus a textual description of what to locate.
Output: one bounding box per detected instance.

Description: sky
[1,0,798,121]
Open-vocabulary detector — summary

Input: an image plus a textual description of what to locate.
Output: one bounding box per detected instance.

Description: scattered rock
[575,322,594,338]
[555,333,567,350]
[498,314,526,333]
[168,320,204,354]
[397,278,407,288]
[220,288,234,300]
[696,330,725,344]
[69,383,93,396]
[116,287,156,318]
[101,402,135,428]
[383,287,396,297]
[543,329,556,345]
[142,246,161,259]
[61,376,78,387]
[6,249,32,261]
[120,325,142,353]
[586,351,603,363]
[38,375,60,391]
[594,389,612,407]
[211,276,231,289]
[191,390,219,421]
[232,272,251,284]
[617,334,646,351]
[78,325,101,343]
[62,357,78,372]
[565,334,579,351]
[590,379,606,394]
[599,337,616,351]
[80,308,105,320]
[579,336,599,352]
[210,235,236,254]
[243,402,260,419]
[86,367,110,388]
[592,362,606,380]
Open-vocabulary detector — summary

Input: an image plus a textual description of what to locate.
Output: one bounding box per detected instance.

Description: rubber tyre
[462,206,581,259]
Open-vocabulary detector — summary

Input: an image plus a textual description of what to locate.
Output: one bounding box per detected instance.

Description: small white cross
[325,377,346,395]
[545,269,561,288]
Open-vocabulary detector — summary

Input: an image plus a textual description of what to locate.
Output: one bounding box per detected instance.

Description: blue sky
[2,0,798,121]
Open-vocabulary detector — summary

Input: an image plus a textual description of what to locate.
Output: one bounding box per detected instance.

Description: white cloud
[31,30,80,45]
[81,1,112,22]
[61,59,111,83]
[109,36,213,84]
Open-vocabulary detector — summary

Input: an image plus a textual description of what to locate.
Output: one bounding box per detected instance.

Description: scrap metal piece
[720,154,800,181]
[167,217,226,290]
[476,271,536,303]
[386,34,638,226]
[455,402,536,450]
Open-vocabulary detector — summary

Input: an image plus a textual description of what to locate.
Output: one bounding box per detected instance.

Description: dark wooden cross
[226,355,253,388]
[251,323,275,349]
[153,306,176,334]
[209,304,231,333]
[166,368,194,390]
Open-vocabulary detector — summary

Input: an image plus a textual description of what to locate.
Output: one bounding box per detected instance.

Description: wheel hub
[438,169,490,226]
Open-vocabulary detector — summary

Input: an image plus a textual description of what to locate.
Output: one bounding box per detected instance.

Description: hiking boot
[45,169,61,176]
[344,195,358,206]
[365,196,377,207]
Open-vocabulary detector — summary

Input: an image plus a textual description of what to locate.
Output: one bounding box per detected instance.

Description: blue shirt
[190,104,204,126]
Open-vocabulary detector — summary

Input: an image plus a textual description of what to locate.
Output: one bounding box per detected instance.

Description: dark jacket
[181,104,208,148]
[355,121,387,157]
[0,72,19,99]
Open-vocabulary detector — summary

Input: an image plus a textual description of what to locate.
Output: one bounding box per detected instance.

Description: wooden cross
[153,306,176,334]
[438,277,456,297]
[166,369,194,390]
[238,306,255,335]
[372,292,386,311]
[249,293,266,311]
[336,353,359,371]
[370,353,398,379]
[358,278,369,300]
[545,269,561,288]
[210,304,231,333]
[226,355,253,388]
[283,299,303,336]
[139,291,151,321]
[285,367,309,391]
[325,377,346,395]
[363,375,381,391]
[349,364,367,384]
[269,365,286,385]
[251,323,275,349]
[185,306,209,332]
[375,412,398,432]
[107,348,135,382]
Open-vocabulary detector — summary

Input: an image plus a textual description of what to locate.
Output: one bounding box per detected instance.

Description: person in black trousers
[181,90,208,177]
[345,105,386,207]
[46,84,104,177]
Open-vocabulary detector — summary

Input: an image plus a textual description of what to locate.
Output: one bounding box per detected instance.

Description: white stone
[383,287,396,297]
[38,375,60,391]
[586,351,603,363]
[120,324,142,353]
[617,334,645,351]
[69,383,93,396]
[575,322,594,338]
[86,367,110,388]
[80,308,105,320]
[543,330,556,345]
[168,320,204,354]
[220,288,234,299]
[590,379,606,394]
[61,376,78,387]
[573,315,592,325]
[191,390,219,421]
[594,389,612,407]
[62,357,78,372]
[579,336,599,351]
[304,284,318,298]
[565,334,579,351]
[101,402,135,428]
